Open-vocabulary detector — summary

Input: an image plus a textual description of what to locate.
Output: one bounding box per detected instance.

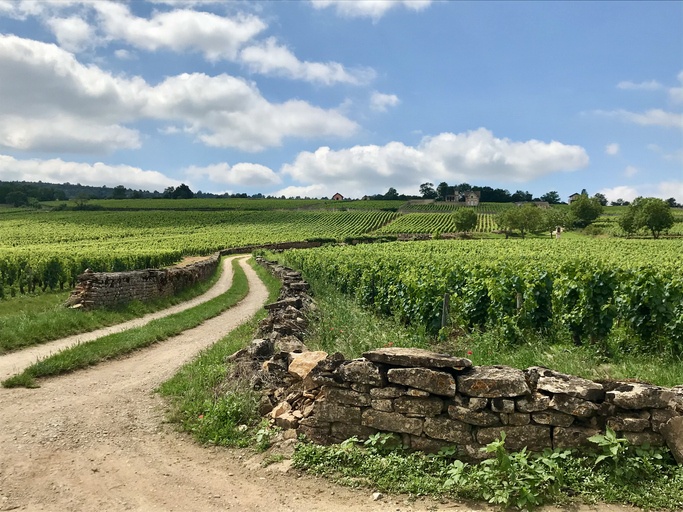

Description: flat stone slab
[527,367,604,401]
[387,368,456,397]
[457,366,530,398]
[606,382,675,410]
[363,347,471,370]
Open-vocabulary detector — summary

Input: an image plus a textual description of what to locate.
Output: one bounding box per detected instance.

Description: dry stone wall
[242,258,683,464]
[65,253,220,309]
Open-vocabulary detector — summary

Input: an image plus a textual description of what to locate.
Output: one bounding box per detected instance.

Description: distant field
[375,212,499,234]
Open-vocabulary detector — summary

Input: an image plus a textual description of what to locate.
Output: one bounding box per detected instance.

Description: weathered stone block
[549,394,599,418]
[651,409,678,433]
[606,416,650,433]
[330,422,377,441]
[314,402,360,424]
[370,386,405,399]
[661,416,683,464]
[532,411,574,427]
[476,425,552,451]
[324,387,371,407]
[468,397,489,411]
[371,399,393,412]
[405,388,431,397]
[337,359,384,386]
[298,424,331,445]
[491,398,515,413]
[361,409,423,435]
[423,417,473,444]
[363,347,471,370]
[553,426,600,449]
[406,435,456,454]
[387,367,456,397]
[606,383,674,410]
[527,367,604,401]
[448,405,501,426]
[288,351,328,381]
[394,396,443,417]
[457,366,530,398]
[500,413,530,426]
[623,431,665,447]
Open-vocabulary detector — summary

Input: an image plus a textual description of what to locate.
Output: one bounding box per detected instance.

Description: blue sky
[0,0,681,203]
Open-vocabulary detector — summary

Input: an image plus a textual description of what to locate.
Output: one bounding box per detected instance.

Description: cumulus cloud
[92,1,266,61]
[239,38,374,85]
[310,0,432,21]
[185,162,281,186]
[600,182,683,204]
[624,165,638,177]
[595,109,683,128]
[45,16,94,52]
[0,153,179,190]
[282,128,589,197]
[370,91,400,112]
[599,185,640,203]
[658,181,683,201]
[669,71,683,104]
[0,35,357,153]
[605,143,620,155]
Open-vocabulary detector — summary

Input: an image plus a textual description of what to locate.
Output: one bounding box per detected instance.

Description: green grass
[2,258,250,388]
[158,259,282,446]
[0,260,224,355]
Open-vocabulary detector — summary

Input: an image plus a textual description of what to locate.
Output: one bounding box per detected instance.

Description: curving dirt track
[0,256,636,512]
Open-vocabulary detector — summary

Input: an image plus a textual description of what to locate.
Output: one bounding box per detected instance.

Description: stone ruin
[228,257,683,464]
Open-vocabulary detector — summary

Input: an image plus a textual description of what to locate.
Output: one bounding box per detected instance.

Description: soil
[0,257,639,512]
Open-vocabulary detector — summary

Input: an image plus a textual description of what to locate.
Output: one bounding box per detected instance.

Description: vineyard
[399,202,514,213]
[0,209,397,297]
[280,238,683,351]
[375,213,500,234]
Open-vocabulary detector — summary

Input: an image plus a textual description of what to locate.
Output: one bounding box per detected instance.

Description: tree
[112,185,127,199]
[453,207,478,233]
[540,191,561,204]
[593,192,608,207]
[419,182,437,199]
[171,183,194,199]
[384,187,399,200]
[569,194,603,228]
[510,190,533,203]
[618,207,639,237]
[436,182,449,200]
[497,204,543,238]
[665,197,679,208]
[5,190,28,207]
[540,207,569,237]
[628,197,675,239]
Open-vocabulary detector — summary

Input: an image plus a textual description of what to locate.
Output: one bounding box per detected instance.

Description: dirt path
[0,257,637,512]
[0,256,238,381]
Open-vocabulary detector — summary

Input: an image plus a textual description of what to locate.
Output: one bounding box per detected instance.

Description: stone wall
[238,258,683,464]
[65,253,220,309]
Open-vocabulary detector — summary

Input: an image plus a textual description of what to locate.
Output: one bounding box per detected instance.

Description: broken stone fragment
[606,382,675,410]
[457,366,530,398]
[363,347,471,370]
[336,359,384,386]
[661,416,683,464]
[288,351,328,381]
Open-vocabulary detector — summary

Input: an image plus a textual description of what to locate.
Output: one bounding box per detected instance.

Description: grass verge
[0,258,225,355]
[2,258,249,388]
[157,259,282,447]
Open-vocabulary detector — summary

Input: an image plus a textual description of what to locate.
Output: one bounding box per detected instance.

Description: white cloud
[310,0,432,21]
[605,143,620,155]
[45,16,94,52]
[370,91,400,112]
[282,128,589,197]
[92,1,266,61]
[595,109,683,129]
[617,80,662,91]
[114,48,135,60]
[0,153,179,190]
[657,181,683,201]
[624,165,638,177]
[599,185,640,203]
[274,184,329,198]
[186,162,281,186]
[0,35,357,153]
[669,71,683,104]
[239,37,374,85]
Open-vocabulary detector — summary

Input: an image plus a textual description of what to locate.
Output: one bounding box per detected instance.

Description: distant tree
[5,190,28,207]
[162,186,175,199]
[384,187,399,200]
[593,192,608,206]
[171,183,194,199]
[624,197,675,239]
[540,207,569,237]
[131,190,143,199]
[510,190,533,202]
[455,182,472,192]
[569,194,603,228]
[453,207,478,233]
[112,185,127,199]
[497,204,543,238]
[618,207,639,237]
[539,191,561,204]
[665,197,679,208]
[436,182,449,200]
[419,182,437,199]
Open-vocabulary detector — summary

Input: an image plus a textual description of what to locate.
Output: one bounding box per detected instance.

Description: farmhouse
[568,192,581,203]
[445,190,481,206]
[331,193,344,201]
